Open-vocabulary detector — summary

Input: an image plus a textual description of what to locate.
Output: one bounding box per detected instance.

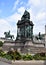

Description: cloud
[0,19,17,38]
[7,13,21,23]
[19,1,24,5]
[27,0,46,7]
[27,0,40,7]
[18,7,25,15]
[12,0,19,11]
[0,19,11,37]
[36,12,46,21]
[33,11,46,34]
[5,12,22,38]
[26,0,46,35]
[27,8,35,21]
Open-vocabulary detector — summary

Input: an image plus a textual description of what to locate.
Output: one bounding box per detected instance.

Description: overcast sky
[0,0,46,39]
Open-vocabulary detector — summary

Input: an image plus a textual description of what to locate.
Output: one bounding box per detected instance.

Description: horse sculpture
[35,32,42,40]
[4,30,14,39]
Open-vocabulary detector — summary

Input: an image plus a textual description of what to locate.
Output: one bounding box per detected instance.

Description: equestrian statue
[4,30,14,39]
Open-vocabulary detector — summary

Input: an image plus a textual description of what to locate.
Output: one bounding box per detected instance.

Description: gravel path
[0,61,11,65]
[0,60,46,65]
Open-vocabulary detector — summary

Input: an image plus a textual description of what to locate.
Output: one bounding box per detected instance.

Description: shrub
[33,53,41,60]
[0,50,12,60]
[22,54,33,60]
[40,56,46,60]
[0,50,46,60]
[7,50,22,60]
[0,49,3,53]
[13,50,22,60]
[0,41,3,47]
[0,51,6,57]
[4,54,12,60]
[33,53,46,60]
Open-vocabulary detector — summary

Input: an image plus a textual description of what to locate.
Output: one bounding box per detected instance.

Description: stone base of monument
[2,41,15,51]
[15,39,37,54]
[15,38,46,54]
[2,39,46,54]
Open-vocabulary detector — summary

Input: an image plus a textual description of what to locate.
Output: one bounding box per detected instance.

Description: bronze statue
[4,30,14,39]
[21,10,30,20]
[35,32,42,40]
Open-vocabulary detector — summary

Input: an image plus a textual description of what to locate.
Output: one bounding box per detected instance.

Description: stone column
[45,25,46,48]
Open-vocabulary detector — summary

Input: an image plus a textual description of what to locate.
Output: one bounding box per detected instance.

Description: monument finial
[21,10,30,20]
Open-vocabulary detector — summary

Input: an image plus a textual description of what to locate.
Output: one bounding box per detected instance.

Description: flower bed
[0,49,46,60]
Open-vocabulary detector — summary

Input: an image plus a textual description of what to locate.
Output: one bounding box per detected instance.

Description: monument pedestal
[15,38,34,53]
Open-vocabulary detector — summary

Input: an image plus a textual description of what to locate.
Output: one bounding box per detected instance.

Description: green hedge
[0,50,46,60]
[22,54,33,60]
[7,50,22,60]
[33,53,46,60]
[0,41,3,47]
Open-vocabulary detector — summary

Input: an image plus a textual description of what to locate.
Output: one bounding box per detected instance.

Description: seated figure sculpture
[21,10,30,21]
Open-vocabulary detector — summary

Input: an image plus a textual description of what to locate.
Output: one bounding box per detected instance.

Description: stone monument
[2,10,46,54]
[15,10,34,53]
[16,10,34,41]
